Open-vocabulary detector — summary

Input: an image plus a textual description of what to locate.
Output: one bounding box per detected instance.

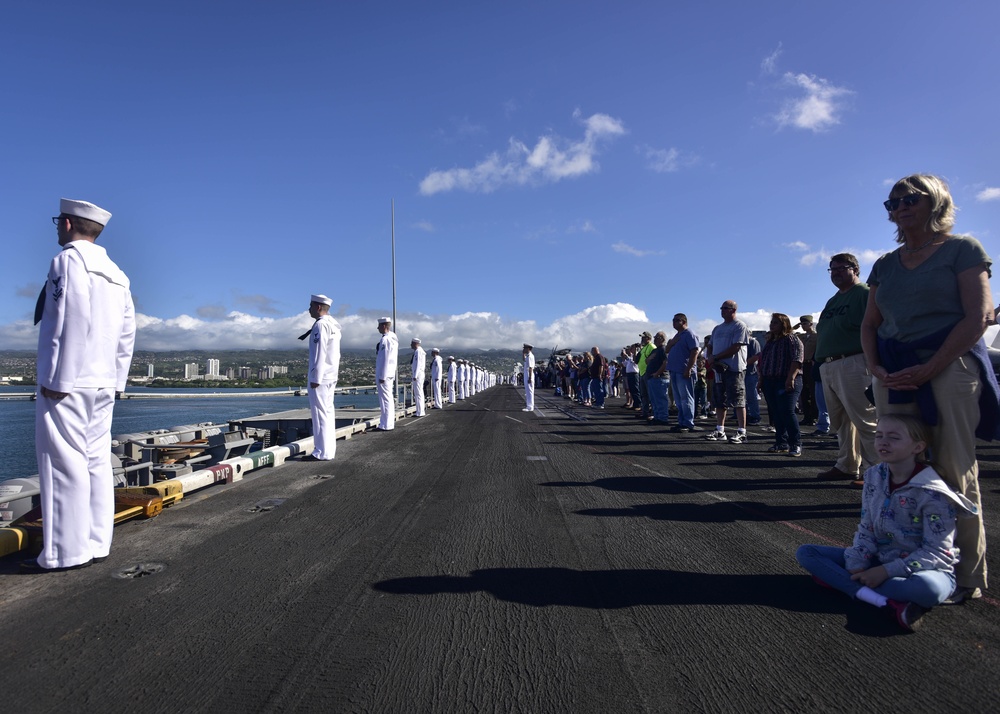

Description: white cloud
[413,220,435,233]
[775,72,852,132]
[567,219,597,234]
[784,242,889,270]
[419,111,626,195]
[640,145,698,173]
[761,43,783,75]
[976,187,1000,202]
[644,146,680,173]
[612,242,664,258]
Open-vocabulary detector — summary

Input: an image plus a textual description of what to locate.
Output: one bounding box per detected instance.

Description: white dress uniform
[447,359,457,403]
[523,350,536,411]
[36,227,136,569]
[457,362,467,400]
[411,344,426,416]
[430,352,443,408]
[308,313,341,459]
[376,328,399,430]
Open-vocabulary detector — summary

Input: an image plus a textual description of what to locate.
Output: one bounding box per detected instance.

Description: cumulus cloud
[413,220,435,233]
[16,283,41,299]
[976,187,1000,202]
[419,111,626,195]
[0,303,665,354]
[775,72,853,132]
[612,242,664,258]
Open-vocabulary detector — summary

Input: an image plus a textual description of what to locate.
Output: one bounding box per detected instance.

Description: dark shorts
[713,370,746,409]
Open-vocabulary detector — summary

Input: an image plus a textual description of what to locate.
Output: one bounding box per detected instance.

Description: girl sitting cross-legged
[796,413,976,631]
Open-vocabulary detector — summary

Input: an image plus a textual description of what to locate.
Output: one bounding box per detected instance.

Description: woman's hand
[881,362,939,390]
[850,565,889,588]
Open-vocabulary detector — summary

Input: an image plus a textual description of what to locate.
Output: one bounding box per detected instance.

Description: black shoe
[669,425,688,433]
[20,558,93,574]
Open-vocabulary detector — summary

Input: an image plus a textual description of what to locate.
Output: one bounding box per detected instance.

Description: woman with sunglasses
[758,313,804,456]
[861,173,998,603]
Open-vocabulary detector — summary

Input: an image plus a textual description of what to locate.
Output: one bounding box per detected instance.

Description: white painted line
[505,416,523,424]
[526,456,548,461]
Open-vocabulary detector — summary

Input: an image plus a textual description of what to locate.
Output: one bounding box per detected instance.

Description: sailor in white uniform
[28,199,136,573]
[375,317,399,430]
[430,348,443,408]
[457,360,467,400]
[523,343,536,412]
[447,356,457,403]
[305,294,341,460]
[410,337,426,417]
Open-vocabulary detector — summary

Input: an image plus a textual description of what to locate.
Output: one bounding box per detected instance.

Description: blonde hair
[878,413,933,462]
[887,174,956,244]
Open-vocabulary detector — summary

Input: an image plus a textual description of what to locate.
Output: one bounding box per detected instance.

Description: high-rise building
[206,358,220,378]
[147,364,154,378]
[184,363,200,380]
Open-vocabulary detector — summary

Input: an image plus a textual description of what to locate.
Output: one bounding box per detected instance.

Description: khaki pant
[873,355,988,590]
[820,354,878,476]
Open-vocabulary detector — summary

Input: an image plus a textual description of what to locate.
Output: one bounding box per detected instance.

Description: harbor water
[0,386,379,483]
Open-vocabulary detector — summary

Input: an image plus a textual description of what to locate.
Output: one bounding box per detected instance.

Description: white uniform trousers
[524,378,535,410]
[309,381,337,459]
[448,380,456,403]
[432,378,443,408]
[413,379,425,416]
[458,381,466,400]
[35,387,116,569]
[378,379,395,430]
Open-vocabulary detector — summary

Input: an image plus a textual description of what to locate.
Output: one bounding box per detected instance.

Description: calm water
[0,386,378,483]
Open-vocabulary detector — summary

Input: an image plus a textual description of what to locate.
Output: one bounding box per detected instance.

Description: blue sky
[4,1,999,354]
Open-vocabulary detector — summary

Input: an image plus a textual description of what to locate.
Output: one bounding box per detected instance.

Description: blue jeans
[592,377,606,407]
[795,544,955,608]
[744,371,760,422]
[669,370,696,427]
[815,379,830,431]
[760,375,802,447]
[647,377,670,421]
[579,377,591,402]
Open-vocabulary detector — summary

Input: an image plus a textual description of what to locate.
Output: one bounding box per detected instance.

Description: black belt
[821,352,862,363]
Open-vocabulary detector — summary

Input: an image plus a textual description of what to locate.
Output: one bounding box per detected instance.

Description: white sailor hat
[431,347,440,353]
[378,316,392,325]
[60,198,111,226]
[448,355,455,360]
[310,294,332,306]
[523,342,533,349]
[412,337,421,344]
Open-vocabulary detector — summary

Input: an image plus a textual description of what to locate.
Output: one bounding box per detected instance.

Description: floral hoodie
[843,462,977,578]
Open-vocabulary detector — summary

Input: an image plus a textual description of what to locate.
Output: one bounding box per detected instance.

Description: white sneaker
[705,430,727,441]
[728,432,747,444]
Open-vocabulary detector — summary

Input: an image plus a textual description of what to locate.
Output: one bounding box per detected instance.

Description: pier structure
[2,385,999,711]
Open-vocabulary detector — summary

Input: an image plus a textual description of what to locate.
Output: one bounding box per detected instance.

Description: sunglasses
[883,193,922,212]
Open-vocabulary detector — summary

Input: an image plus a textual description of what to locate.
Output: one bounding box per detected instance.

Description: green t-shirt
[637,342,655,376]
[815,283,869,360]
[867,234,992,343]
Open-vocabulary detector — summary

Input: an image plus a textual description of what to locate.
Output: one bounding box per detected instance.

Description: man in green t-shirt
[636,331,655,418]
[814,253,877,486]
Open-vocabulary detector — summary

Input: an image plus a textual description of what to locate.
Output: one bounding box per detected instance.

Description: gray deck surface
[3,386,999,713]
